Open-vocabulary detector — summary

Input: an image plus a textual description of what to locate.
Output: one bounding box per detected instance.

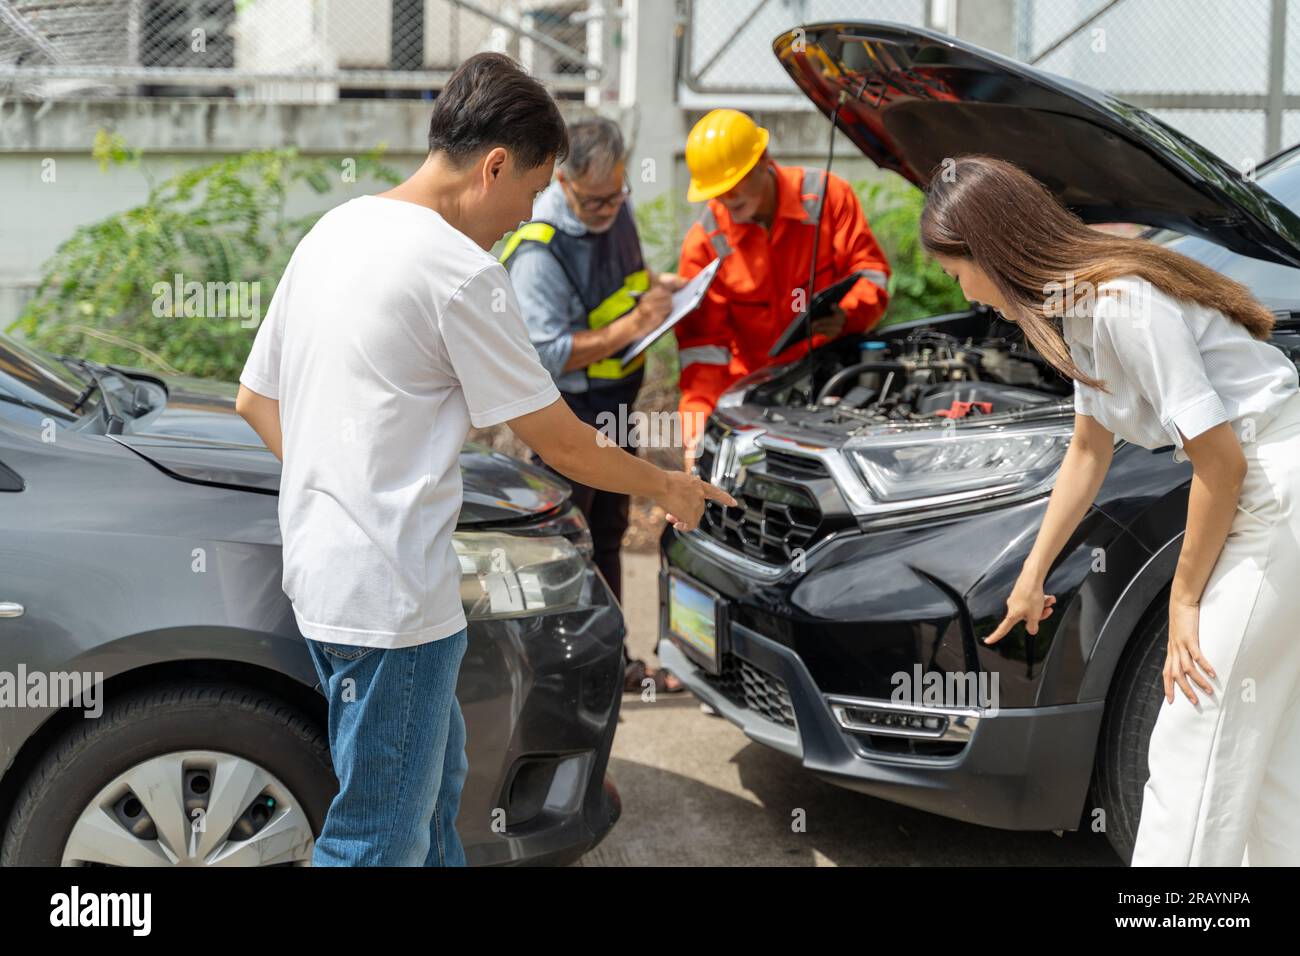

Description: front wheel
[1,681,335,866]
[1089,595,1168,863]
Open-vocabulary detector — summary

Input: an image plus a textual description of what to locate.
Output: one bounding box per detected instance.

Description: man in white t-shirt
[235,52,734,867]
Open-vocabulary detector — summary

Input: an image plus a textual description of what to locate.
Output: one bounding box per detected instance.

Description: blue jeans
[305,628,469,866]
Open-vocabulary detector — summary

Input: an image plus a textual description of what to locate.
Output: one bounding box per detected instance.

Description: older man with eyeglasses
[502,117,687,694]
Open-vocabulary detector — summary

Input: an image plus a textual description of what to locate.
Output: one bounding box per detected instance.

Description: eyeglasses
[565,177,631,213]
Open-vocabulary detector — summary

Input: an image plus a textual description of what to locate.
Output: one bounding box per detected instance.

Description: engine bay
[742,314,1075,439]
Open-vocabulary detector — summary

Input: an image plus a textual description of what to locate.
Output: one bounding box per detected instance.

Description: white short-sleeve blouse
[1061,275,1299,463]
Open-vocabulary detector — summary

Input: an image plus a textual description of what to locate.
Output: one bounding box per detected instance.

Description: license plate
[666,573,723,675]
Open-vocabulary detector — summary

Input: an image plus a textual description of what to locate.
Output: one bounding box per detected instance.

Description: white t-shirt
[239,194,561,648]
[1063,274,1298,463]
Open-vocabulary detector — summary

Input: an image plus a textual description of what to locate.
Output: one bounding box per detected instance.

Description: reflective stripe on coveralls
[678,345,731,368]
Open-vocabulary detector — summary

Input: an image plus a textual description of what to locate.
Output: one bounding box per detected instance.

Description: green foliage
[850,173,969,326]
[91,129,141,172]
[630,191,693,390]
[10,144,400,381]
[631,190,692,275]
[19,144,963,394]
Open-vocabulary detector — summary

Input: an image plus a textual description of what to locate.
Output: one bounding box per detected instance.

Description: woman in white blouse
[919,155,1300,866]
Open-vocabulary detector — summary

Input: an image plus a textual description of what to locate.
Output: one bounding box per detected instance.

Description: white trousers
[1131,388,1300,866]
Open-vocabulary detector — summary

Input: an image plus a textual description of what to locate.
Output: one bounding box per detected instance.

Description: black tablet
[767,270,869,357]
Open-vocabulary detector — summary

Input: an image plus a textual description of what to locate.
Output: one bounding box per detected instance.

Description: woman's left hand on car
[984,568,1057,645]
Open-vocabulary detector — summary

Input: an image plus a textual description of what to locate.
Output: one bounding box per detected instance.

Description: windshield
[1145,146,1300,308]
[0,334,102,429]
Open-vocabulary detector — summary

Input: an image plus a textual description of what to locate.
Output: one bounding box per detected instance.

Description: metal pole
[1265,0,1288,158]
[584,0,605,108]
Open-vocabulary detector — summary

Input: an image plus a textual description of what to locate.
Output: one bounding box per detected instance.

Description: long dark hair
[919,154,1276,393]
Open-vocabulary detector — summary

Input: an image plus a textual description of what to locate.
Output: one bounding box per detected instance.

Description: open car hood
[773,21,1300,267]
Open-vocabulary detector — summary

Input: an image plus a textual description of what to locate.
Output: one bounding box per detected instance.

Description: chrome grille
[695,422,825,565]
[701,494,820,564]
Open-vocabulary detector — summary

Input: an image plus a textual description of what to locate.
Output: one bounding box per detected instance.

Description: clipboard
[619,258,722,368]
[767,270,869,357]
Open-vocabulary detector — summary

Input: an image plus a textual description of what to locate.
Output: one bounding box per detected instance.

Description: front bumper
[460,561,627,866]
[657,625,1101,832]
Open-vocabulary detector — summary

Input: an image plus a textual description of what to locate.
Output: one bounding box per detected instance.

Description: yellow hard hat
[685,109,770,203]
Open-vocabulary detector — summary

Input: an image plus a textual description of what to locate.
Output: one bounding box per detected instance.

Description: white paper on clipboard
[619,257,722,368]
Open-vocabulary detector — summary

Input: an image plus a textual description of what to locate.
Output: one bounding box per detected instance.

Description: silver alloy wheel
[62,750,316,866]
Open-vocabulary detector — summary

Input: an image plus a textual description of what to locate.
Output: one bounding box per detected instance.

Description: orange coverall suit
[676,161,891,451]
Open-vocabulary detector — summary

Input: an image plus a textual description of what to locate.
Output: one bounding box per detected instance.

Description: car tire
[1090,592,1169,864]
[1,681,334,866]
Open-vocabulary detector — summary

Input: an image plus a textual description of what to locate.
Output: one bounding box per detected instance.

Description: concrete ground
[577,551,1122,866]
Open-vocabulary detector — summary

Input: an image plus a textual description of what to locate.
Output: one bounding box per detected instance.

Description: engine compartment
[740,312,1075,439]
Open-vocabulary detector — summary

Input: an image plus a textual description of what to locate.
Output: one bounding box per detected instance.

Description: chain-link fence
[683,0,1297,164]
[1018,0,1298,166]
[0,0,613,99]
[5,0,1296,160]
[684,0,930,93]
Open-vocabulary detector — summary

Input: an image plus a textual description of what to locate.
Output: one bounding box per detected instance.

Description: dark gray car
[0,337,623,866]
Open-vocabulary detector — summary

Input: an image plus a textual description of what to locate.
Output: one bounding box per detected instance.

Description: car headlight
[453,509,592,620]
[845,423,1072,503]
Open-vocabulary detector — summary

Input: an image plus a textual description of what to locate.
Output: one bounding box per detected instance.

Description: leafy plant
[632,190,693,275]
[10,143,400,381]
[630,190,696,394]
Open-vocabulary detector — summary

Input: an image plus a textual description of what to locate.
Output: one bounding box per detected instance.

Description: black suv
[658,22,1300,862]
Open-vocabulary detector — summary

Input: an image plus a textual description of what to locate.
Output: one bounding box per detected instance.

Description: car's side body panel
[0,412,624,866]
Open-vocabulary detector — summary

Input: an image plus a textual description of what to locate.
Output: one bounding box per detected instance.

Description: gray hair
[560,117,627,181]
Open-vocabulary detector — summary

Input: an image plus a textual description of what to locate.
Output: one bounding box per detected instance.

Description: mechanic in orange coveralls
[675,109,892,466]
